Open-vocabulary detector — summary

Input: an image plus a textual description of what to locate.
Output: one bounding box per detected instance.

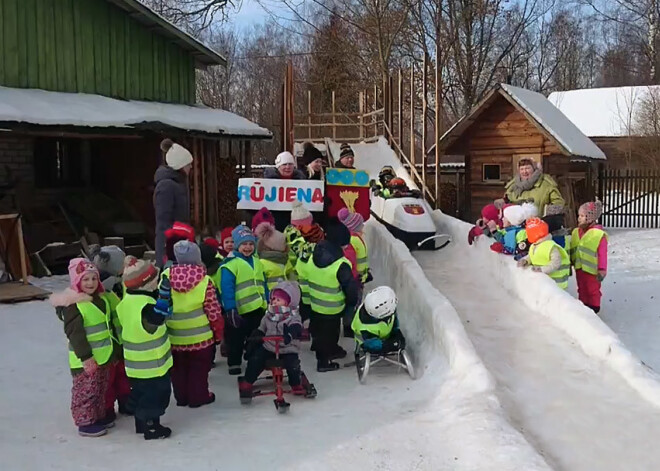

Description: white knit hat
[275,151,295,168]
[290,201,313,227]
[503,202,537,226]
[166,143,193,170]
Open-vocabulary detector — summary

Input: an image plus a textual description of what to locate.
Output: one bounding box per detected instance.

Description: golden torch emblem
[339,190,359,213]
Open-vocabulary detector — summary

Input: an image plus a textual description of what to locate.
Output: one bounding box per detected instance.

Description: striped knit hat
[300,223,325,243]
[337,208,364,234]
[123,257,159,291]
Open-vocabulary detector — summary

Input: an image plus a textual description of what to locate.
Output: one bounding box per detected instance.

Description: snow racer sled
[353,344,415,384]
[239,336,317,414]
[370,194,451,251]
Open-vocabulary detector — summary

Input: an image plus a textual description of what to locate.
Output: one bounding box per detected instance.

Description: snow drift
[432,211,660,409]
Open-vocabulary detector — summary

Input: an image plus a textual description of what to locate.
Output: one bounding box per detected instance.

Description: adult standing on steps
[502,158,565,217]
[260,151,306,231]
[153,139,193,268]
[335,143,356,169]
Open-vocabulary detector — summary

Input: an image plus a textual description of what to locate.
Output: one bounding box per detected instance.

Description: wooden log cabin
[0,0,272,255]
[438,84,606,224]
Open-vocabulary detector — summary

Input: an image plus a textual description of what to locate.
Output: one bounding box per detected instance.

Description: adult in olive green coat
[503,159,565,216]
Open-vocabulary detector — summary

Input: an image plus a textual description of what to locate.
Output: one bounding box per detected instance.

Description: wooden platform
[0,282,51,304]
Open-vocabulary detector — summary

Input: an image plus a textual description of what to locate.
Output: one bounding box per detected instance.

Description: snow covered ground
[570,229,660,373]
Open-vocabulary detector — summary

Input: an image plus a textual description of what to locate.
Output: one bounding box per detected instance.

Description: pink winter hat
[338,208,364,233]
[252,207,275,231]
[254,222,287,252]
[68,258,103,294]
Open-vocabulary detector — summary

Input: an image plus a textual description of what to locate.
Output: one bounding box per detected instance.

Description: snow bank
[433,211,660,409]
[365,219,490,385]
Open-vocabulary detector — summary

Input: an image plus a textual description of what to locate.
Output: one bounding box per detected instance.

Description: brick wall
[0,134,35,213]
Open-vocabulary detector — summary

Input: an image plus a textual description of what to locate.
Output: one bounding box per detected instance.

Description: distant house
[0,0,271,252]
[439,84,605,223]
[549,86,660,169]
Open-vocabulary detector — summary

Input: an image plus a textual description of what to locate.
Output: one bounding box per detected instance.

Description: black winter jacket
[311,240,359,308]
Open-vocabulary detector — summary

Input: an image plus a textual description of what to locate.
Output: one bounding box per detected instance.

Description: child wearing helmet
[351,286,405,354]
[517,217,570,290]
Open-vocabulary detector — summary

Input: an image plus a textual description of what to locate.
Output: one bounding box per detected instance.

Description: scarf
[509,168,543,198]
[267,305,293,322]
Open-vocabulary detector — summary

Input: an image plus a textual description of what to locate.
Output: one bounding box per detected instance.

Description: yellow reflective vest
[307,257,351,315]
[570,227,607,275]
[529,240,571,289]
[165,273,214,346]
[222,256,267,314]
[350,235,369,283]
[261,258,287,291]
[68,298,113,369]
[116,294,172,379]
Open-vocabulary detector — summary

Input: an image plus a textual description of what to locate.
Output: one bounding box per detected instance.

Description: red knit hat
[525,217,549,244]
[481,204,499,222]
[203,237,220,250]
[220,227,233,243]
[123,258,159,290]
[251,207,275,231]
[164,221,195,241]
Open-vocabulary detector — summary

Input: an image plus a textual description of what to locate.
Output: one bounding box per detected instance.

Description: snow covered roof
[548,86,660,138]
[0,86,272,139]
[107,0,226,67]
[439,84,606,160]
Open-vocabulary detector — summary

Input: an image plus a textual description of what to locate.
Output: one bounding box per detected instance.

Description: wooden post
[359,91,364,140]
[398,68,403,150]
[307,90,312,141]
[410,66,415,169]
[201,140,207,228]
[422,54,428,195]
[434,38,442,208]
[244,140,252,178]
[192,138,201,227]
[332,90,336,140]
[373,84,378,136]
[16,216,28,284]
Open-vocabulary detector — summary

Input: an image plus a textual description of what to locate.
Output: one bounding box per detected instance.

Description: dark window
[483,164,501,181]
[34,138,84,188]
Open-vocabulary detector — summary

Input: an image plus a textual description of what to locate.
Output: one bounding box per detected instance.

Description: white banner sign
[237,178,325,211]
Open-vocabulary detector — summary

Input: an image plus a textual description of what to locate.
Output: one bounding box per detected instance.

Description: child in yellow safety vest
[338,208,371,285]
[571,201,608,313]
[220,225,268,376]
[517,218,571,290]
[117,258,174,440]
[167,240,223,408]
[90,245,133,422]
[254,210,291,291]
[49,258,118,437]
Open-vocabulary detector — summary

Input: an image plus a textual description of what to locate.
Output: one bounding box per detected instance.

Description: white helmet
[364,286,398,319]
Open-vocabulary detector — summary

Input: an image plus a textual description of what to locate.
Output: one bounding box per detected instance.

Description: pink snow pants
[71,366,110,427]
[576,269,602,309]
[104,360,131,411]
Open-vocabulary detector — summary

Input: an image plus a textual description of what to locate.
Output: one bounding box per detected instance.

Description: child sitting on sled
[352,286,405,354]
[371,166,421,199]
[238,281,305,402]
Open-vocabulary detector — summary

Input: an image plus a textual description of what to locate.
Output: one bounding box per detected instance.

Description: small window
[34,138,84,188]
[483,164,501,181]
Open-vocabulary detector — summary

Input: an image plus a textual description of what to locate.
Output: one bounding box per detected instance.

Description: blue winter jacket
[494,225,524,255]
[220,252,269,311]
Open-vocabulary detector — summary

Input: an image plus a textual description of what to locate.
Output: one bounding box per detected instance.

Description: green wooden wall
[0,0,196,104]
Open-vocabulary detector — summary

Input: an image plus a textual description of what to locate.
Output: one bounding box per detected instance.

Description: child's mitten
[83,358,98,375]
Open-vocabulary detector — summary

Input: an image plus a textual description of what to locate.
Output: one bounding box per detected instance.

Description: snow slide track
[412,212,660,470]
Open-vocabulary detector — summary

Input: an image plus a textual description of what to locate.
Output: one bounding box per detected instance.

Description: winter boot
[238,379,253,404]
[135,417,145,434]
[228,365,242,376]
[329,346,347,360]
[291,385,305,396]
[300,327,311,341]
[189,392,215,408]
[220,342,228,357]
[343,325,354,338]
[98,409,116,428]
[78,423,108,437]
[143,419,171,440]
[317,360,340,372]
[118,400,134,416]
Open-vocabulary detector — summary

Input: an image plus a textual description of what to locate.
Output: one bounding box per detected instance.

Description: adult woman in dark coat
[300,142,326,180]
[153,138,193,267]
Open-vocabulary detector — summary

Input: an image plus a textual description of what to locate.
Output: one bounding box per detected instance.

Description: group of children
[53,200,413,439]
[469,199,608,313]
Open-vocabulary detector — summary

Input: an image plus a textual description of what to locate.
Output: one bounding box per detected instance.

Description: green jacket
[505,174,564,217]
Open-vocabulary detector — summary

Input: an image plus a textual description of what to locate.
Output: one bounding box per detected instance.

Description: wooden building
[439,84,606,222]
[549,85,660,170]
[0,0,271,254]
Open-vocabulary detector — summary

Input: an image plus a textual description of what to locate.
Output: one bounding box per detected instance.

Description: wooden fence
[598,168,660,228]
